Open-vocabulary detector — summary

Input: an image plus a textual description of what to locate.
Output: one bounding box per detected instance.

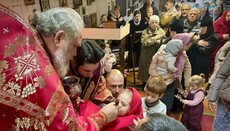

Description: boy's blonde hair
[189,75,205,87]
[145,76,167,96]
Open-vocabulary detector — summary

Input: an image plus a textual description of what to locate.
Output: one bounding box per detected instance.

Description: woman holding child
[149,33,193,112]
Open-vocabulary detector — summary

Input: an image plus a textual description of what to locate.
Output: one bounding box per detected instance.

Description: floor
[126,69,215,130]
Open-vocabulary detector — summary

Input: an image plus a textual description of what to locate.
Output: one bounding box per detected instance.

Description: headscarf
[101,87,143,131]
[214,8,230,30]
[165,39,183,56]
[200,16,214,39]
[172,33,192,78]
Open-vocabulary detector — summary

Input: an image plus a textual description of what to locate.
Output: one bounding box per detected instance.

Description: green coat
[138,27,165,82]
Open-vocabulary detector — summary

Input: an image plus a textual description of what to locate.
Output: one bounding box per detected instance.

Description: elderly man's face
[181,5,190,17]
[188,10,199,23]
[53,35,81,78]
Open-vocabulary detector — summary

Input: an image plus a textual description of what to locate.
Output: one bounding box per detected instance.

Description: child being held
[142,76,167,117]
[79,87,143,131]
[101,87,143,131]
[152,39,183,84]
[177,75,205,131]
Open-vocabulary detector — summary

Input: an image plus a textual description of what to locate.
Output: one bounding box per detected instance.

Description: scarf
[172,33,192,78]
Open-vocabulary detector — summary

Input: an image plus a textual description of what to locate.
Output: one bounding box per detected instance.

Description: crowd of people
[0,0,230,130]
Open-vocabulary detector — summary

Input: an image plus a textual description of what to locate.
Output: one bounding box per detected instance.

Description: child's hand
[76,97,84,105]
[178,88,185,95]
[183,90,188,97]
[175,94,182,100]
[133,118,141,128]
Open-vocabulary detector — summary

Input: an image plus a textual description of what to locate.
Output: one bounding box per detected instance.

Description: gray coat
[207,52,230,102]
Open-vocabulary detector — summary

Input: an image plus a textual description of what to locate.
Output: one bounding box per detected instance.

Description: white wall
[0,0,215,26]
[0,0,112,26]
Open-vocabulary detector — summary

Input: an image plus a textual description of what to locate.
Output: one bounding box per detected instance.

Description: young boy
[142,76,167,117]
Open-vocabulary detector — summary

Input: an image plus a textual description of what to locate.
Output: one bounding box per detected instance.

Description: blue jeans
[213,99,230,131]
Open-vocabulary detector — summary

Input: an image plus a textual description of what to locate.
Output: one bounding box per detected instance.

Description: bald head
[106,69,124,97]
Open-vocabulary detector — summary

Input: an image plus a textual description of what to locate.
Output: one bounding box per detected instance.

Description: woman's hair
[189,74,205,87]
[139,113,186,131]
[100,14,107,20]
[32,7,84,40]
[145,76,167,96]
[133,10,141,16]
[113,5,120,11]
[120,88,133,102]
[74,40,105,67]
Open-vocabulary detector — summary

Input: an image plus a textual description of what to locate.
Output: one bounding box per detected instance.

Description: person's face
[188,10,199,23]
[225,11,230,22]
[101,15,108,22]
[144,89,161,103]
[149,20,159,30]
[66,36,82,62]
[117,92,132,116]
[169,29,177,38]
[165,2,173,11]
[146,0,153,6]
[146,8,153,18]
[190,83,199,90]
[113,8,120,17]
[181,5,190,17]
[53,35,81,78]
[134,13,141,23]
[107,77,124,98]
[214,7,221,17]
[200,26,207,35]
[77,62,99,78]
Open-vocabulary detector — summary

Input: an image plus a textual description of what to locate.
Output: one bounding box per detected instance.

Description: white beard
[53,45,69,78]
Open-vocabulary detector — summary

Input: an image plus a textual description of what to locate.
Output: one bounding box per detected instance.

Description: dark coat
[140,2,159,20]
[187,33,218,81]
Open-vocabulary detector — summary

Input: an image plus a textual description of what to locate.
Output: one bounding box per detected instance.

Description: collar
[145,99,160,108]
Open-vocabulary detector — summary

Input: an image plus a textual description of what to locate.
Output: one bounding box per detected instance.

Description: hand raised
[100,101,119,122]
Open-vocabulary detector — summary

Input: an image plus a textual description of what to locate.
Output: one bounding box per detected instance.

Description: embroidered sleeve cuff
[88,111,107,129]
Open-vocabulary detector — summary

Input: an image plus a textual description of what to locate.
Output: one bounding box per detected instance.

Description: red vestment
[0,4,106,130]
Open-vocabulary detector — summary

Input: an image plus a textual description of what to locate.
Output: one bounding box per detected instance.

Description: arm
[195,38,218,56]
[149,52,160,77]
[183,91,204,106]
[207,52,230,102]
[166,57,177,72]
[142,28,165,47]
[141,29,151,46]
[182,54,192,89]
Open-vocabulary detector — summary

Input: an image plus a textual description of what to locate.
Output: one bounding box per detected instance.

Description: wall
[0,0,219,26]
[0,0,112,27]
